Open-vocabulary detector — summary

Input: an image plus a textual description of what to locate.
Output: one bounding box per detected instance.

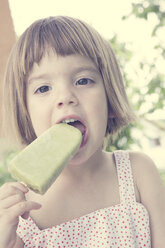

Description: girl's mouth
[60,118,88,147]
[68,120,88,147]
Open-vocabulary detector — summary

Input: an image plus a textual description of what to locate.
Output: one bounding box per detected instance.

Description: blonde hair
[2,16,136,146]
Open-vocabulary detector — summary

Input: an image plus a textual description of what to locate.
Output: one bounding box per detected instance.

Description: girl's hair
[2,16,136,146]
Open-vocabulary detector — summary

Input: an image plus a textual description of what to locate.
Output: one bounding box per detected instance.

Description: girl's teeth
[62,119,77,124]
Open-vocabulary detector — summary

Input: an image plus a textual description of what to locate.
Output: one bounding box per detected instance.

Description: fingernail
[35,203,42,209]
[20,182,29,192]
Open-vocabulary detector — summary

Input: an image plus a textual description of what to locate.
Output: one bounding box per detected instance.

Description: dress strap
[114,150,136,204]
[17,216,41,243]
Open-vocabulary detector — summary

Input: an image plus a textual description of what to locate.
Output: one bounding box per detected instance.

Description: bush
[0,149,17,186]
[0,165,13,186]
[159,170,165,186]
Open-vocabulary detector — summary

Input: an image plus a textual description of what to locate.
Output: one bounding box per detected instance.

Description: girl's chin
[68,146,90,166]
[70,148,85,163]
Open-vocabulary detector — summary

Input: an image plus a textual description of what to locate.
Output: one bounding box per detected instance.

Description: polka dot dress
[17,151,151,247]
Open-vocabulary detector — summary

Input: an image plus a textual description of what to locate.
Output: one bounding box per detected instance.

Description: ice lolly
[8,124,82,194]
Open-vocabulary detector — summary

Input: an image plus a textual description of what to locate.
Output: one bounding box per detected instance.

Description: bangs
[20,16,101,75]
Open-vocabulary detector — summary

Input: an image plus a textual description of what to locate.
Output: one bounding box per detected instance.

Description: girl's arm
[130,152,165,248]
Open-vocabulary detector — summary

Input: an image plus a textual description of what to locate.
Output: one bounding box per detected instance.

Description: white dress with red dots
[17,150,151,247]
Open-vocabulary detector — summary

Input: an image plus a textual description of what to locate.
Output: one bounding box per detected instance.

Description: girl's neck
[60,148,109,185]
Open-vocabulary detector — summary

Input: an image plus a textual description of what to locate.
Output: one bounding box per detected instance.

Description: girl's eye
[35,85,51,94]
[75,78,94,86]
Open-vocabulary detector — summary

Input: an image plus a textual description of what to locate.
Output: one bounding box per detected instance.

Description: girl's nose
[56,91,79,108]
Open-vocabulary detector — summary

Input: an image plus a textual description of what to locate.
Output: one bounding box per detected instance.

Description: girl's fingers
[0,182,28,200]
[0,194,24,209]
[8,182,28,193]
[3,201,41,225]
[0,182,41,225]
[21,211,30,219]
[5,182,28,192]
[11,201,41,218]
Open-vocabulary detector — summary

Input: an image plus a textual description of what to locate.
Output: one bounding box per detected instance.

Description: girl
[0,16,164,248]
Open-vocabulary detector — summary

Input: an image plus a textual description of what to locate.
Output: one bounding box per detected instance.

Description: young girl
[0,16,164,248]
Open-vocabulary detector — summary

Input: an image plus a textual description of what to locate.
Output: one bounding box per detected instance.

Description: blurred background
[0,0,165,185]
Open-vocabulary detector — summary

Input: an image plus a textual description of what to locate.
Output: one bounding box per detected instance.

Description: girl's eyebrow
[73,66,99,74]
[28,74,51,85]
[28,66,100,85]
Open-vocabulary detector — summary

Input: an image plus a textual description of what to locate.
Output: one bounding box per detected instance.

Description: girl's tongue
[68,121,86,136]
[67,120,88,147]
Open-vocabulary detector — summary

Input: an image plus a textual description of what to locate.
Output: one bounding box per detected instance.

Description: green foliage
[0,150,17,186]
[130,73,165,115]
[122,1,165,122]
[104,123,141,152]
[159,170,165,186]
[0,165,13,186]
[104,0,165,153]
[110,35,132,66]
[123,0,165,59]
[123,0,165,36]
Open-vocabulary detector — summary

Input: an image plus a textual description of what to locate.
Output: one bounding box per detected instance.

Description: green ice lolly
[8,124,82,194]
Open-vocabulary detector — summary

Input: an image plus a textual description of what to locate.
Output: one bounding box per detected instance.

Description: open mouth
[60,118,88,147]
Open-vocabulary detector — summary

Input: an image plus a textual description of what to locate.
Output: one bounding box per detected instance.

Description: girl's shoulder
[113,149,164,205]
[129,151,165,246]
[129,150,158,172]
[129,151,162,186]
[112,149,160,186]
[128,151,164,197]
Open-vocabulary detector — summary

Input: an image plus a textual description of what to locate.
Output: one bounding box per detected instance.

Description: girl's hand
[0,182,41,248]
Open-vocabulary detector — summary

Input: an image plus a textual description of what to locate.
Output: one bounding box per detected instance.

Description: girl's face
[26,52,108,165]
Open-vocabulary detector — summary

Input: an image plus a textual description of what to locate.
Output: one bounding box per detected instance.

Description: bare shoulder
[14,236,24,248]
[129,151,164,193]
[129,151,165,247]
